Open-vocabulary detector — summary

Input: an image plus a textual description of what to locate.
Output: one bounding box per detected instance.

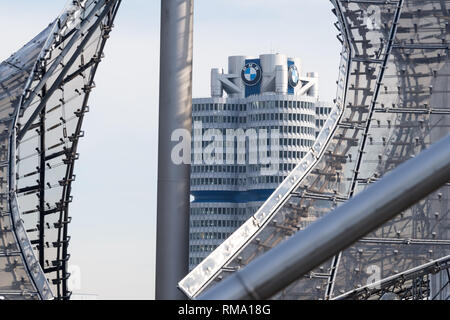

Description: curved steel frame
[0,0,121,300]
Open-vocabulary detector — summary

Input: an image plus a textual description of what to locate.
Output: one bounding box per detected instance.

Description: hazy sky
[0,0,340,299]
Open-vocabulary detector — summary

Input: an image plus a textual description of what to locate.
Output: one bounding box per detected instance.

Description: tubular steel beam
[156,0,194,300]
[198,134,450,300]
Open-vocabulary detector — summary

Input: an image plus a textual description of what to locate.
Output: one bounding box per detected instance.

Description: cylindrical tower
[275,65,288,94]
[260,53,287,94]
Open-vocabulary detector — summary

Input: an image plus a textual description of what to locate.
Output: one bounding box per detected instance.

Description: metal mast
[156,0,194,300]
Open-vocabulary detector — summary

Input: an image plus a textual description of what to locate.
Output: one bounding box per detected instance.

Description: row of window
[190,150,309,175]
[316,106,332,115]
[190,220,242,228]
[249,176,288,185]
[193,115,246,124]
[248,100,315,111]
[193,125,317,135]
[191,177,245,186]
[190,207,248,216]
[195,141,276,148]
[192,100,316,113]
[280,163,297,172]
[192,165,247,174]
[190,245,218,253]
[193,103,246,112]
[190,232,232,240]
[316,119,326,128]
[279,126,316,135]
[190,257,205,266]
[191,175,288,186]
[192,113,316,125]
[192,147,310,163]
[248,163,299,173]
[278,149,311,157]
[248,113,314,123]
[246,149,310,160]
[280,138,313,147]
[193,163,300,175]
[192,138,275,149]
[193,139,312,150]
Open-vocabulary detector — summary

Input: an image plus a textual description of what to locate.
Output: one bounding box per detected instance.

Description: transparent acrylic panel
[0,22,52,299]
[330,0,450,299]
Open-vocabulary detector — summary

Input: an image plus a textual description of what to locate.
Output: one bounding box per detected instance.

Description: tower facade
[189,54,331,269]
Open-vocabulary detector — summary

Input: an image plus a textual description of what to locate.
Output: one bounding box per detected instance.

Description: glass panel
[0,0,120,300]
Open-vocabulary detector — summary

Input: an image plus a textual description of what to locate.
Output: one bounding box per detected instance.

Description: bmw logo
[241,63,262,86]
[289,65,300,87]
